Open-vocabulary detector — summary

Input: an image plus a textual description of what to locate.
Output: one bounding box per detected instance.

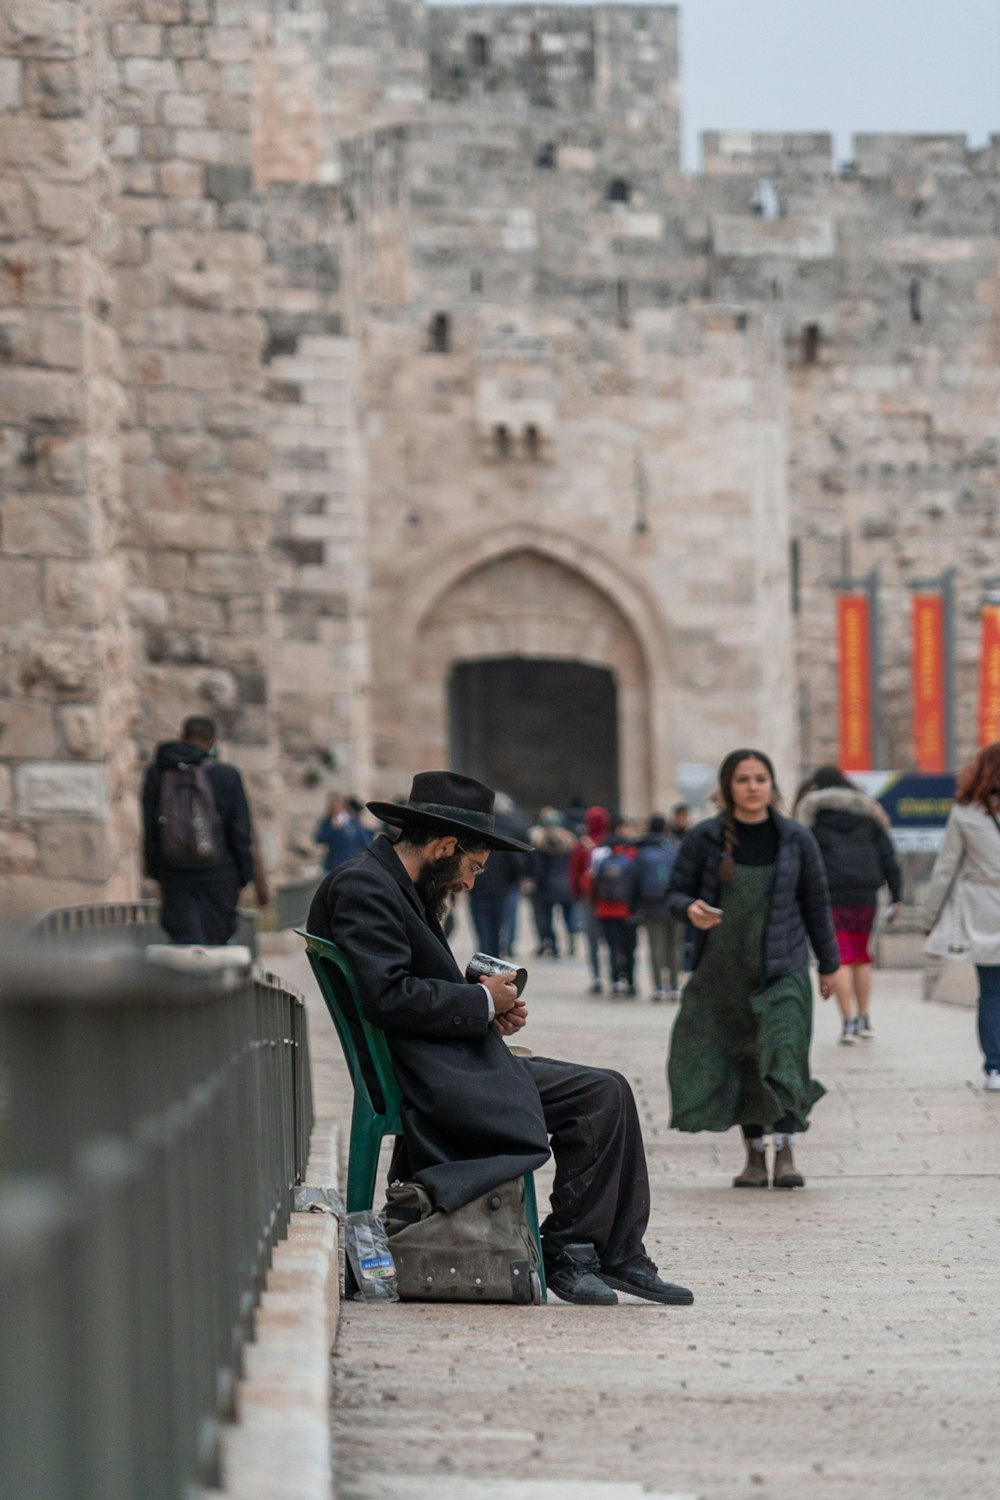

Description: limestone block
[44,561,99,626]
[21,59,83,120]
[111,23,162,58]
[711,215,836,260]
[206,28,252,65]
[19,632,101,698]
[38,310,84,369]
[0,369,83,426]
[14,761,108,820]
[0,829,38,875]
[0,178,31,239]
[38,822,112,881]
[140,388,201,429]
[57,704,103,758]
[0,558,41,625]
[123,57,178,92]
[0,700,57,757]
[3,496,92,558]
[174,128,227,164]
[190,553,262,595]
[0,58,22,110]
[160,160,204,197]
[140,0,184,21]
[0,2,80,61]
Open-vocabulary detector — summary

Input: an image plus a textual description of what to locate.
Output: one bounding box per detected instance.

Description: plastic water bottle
[344,1210,399,1301]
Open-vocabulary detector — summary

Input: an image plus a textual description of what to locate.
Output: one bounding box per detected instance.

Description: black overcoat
[665,810,840,980]
[308,835,551,1210]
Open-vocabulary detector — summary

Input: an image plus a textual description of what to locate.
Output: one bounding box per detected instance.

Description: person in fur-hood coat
[795,767,902,1043]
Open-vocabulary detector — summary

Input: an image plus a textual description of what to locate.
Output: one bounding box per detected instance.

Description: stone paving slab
[271,921,1000,1500]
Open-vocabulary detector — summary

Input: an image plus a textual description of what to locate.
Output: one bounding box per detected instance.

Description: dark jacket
[631,832,680,921]
[529,823,576,904]
[307,835,550,1211]
[142,739,254,886]
[796,788,902,907]
[665,811,839,979]
[314,812,372,874]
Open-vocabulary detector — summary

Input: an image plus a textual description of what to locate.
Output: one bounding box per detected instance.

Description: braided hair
[717,748,779,882]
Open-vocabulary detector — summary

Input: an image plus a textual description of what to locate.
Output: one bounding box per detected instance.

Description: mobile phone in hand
[701,903,723,917]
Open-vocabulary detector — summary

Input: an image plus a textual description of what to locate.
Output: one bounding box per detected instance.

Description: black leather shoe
[545,1242,618,1305]
[599,1254,694,1305]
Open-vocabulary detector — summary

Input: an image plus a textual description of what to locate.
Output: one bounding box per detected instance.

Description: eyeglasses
[457,845,488,879]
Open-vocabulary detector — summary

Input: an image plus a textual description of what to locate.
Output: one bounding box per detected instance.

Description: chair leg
[344,1116,384,1298]
[522,1171,547,1304]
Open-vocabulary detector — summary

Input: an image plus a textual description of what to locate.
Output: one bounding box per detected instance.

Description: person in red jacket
[569,806,611,994]
[591,818,640,997]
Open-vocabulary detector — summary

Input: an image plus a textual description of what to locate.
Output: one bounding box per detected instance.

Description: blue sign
[876,773,956,830]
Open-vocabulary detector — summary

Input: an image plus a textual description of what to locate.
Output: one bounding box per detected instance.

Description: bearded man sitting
[307,771,693,1307]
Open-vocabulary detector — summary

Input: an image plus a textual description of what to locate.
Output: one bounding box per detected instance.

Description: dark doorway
[449,657,619,817]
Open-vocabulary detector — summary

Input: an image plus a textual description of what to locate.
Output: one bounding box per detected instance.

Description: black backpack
[157,761,224,869]
[592,849,634,904]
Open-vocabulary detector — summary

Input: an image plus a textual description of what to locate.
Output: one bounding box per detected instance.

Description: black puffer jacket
[666,811,839,979]
[796,788,902,906]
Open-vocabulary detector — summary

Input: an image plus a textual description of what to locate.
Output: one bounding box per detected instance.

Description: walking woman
[666,749,841,1189]
[922,742,1000,1091]
[794,765,902,1044]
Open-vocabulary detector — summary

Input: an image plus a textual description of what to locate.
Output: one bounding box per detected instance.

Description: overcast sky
[431,0,1000,173]
[680,0,999,171]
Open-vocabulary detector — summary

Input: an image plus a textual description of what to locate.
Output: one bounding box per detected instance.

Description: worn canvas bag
[382,1177,542,1304]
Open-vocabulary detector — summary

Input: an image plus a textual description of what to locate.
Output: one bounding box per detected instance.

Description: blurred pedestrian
[141,714,260,945]
[922,742,1000,1091]
[570,805,611,994]
[632,814,682,1001]
[794,765,902,1043]
[591,817,639,997]
[528,809,578,958]
[666,748,840,1189]
[468,796,531,958]
[315,792,371,874]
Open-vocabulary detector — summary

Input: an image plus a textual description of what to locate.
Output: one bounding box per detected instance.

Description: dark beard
[414,851,463,925]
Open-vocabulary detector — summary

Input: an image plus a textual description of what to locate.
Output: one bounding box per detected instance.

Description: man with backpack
[591,818,639,997]
[141,715,262,945]
[633,814,682,1001]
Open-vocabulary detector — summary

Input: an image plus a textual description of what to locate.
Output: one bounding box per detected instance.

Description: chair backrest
[297,930,403,1132]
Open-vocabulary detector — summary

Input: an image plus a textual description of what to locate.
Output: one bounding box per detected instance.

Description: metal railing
[0,919,314,1500]
[31,898,258,954]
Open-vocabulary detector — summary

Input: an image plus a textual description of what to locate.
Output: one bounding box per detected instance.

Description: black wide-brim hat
[367,771,532,853]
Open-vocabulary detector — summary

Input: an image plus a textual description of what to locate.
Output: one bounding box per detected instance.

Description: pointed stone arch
[373,524,673,812]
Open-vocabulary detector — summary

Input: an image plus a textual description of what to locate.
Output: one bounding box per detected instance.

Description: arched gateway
[376,526,669,816]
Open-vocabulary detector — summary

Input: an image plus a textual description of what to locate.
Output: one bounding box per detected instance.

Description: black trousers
[160,873,240,946]
[528,1056,650,1267]
[599,918,637,985]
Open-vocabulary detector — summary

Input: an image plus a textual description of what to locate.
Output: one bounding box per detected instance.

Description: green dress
[667,863,825,1133]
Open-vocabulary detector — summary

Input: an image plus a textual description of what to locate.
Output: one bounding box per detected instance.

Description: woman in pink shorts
[795,766,902,1043]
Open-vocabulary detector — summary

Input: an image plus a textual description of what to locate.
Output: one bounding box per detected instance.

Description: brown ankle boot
[732,1141,769,1188]
[773,1143,804,1189]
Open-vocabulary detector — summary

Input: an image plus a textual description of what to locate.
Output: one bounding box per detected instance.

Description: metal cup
[465,952,528,997]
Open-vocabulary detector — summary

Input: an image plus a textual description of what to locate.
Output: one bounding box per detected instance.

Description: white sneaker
[856,1015,876,1039]
[612,980,627,996]
[984,1070,1000,1092]
[839,1023,857,1045]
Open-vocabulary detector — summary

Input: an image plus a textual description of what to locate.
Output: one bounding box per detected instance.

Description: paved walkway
[271,917,1000,1500]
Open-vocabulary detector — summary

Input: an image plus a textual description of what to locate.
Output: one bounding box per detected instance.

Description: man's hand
[687,900,722,931]
[818,968,841,1000]
[254,877,272,909]
[493,999,528,1035]
[481,973,520,1014]
[886,903,900,925]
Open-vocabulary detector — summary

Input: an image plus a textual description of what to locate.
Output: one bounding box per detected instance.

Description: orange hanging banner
[979,602,1000,748]
[838,593,872,771]
[912,593,946,772]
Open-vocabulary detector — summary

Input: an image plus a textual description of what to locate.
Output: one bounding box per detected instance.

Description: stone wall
[0,0,136,917]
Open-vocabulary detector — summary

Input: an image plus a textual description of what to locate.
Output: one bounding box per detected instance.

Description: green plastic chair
[298,930,546,1302]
